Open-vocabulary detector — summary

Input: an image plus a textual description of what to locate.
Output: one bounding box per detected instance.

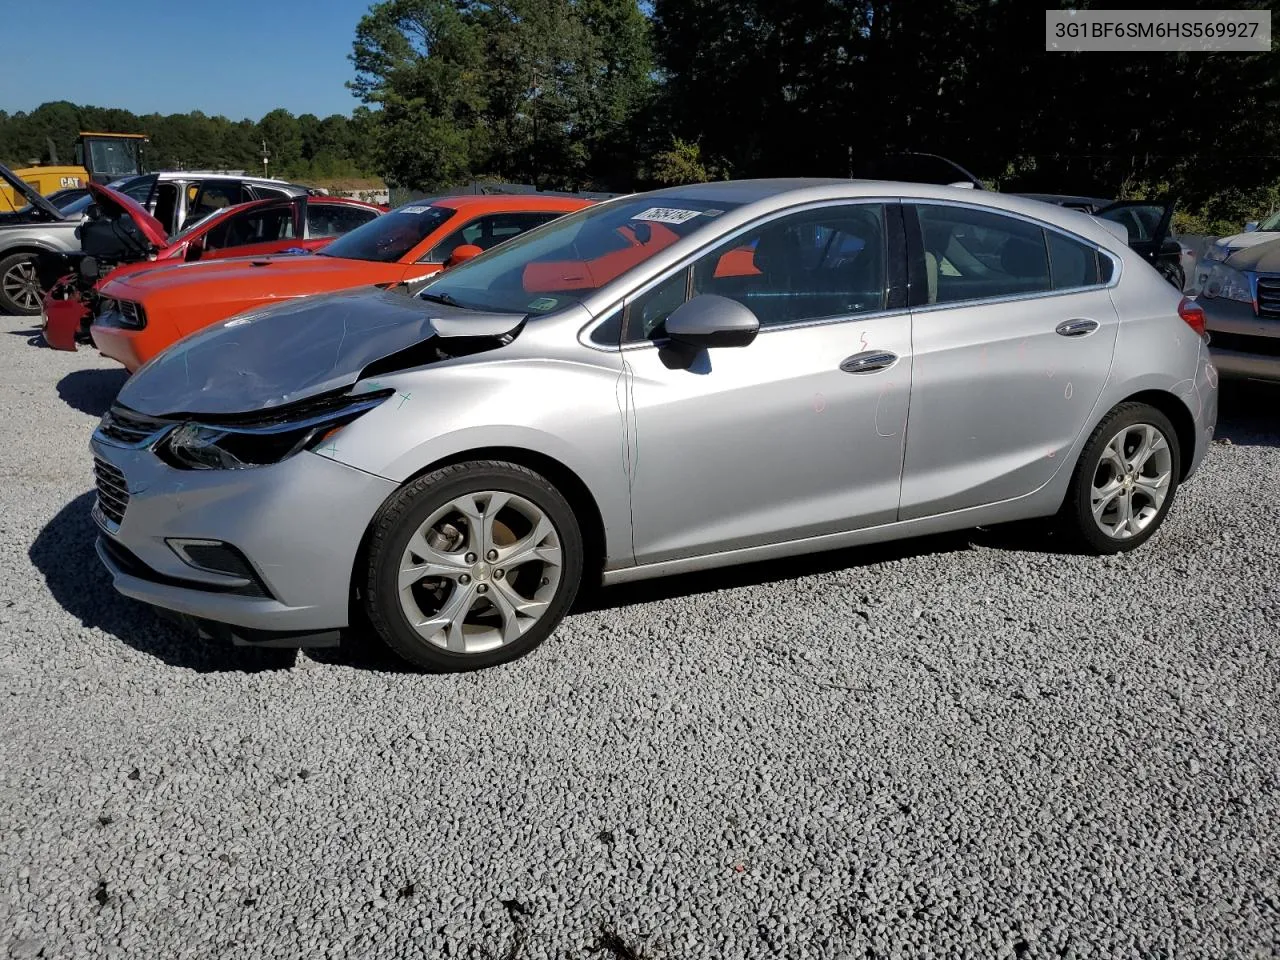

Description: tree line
[4,0,1280,233]
[0,101,378,184]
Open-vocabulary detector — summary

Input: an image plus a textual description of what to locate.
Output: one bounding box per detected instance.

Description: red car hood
[101,253,404,300]
[88,181,169,247]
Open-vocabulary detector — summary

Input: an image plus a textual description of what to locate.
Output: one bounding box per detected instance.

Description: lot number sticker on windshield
[633,207,704,225]
[398,205,431,215]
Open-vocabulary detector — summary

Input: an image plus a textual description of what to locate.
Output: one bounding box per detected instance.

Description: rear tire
[362,460,583,671]
[1060,402,1181,554]
[0,252,42,316]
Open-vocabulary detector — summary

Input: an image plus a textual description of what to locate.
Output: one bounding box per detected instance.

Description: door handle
[840,350,898,374]
[1055,318,1099,337]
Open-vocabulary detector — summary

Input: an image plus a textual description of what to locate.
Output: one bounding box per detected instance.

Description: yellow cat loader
[0,132,147,212]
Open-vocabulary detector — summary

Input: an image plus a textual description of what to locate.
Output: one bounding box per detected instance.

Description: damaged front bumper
[41,282,92,352]
[90,428,398,639]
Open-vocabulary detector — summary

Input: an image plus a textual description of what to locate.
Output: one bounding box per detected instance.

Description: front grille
[93,457,129,526]
[1209,330,1280,358]
[98,406,171,447]
[1255,274,1280,319]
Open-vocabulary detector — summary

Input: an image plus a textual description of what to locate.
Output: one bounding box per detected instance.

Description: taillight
[1177,297,1206,337]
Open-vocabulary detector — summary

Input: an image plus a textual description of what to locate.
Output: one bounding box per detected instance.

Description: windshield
[1256,211,1280,231]
[416,196,742,314]
[319,203,455,262]
[88,138,143,178]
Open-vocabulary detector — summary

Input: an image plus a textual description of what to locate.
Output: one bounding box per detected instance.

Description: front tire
[0,252,42,316]
[362,460,584,671]
[1060,402,1181,554]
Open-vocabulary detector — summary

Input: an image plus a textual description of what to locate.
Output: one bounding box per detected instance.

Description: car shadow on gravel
[57,368,128,418]
[30,492,296,673]
[1216,380,1280,448]
[581,528,989,611]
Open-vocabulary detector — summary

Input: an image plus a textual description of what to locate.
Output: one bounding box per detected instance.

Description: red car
[42,184,382,351]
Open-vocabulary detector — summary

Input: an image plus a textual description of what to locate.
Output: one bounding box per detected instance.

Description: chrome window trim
[577,196,899,352]
[576,194,1125,351]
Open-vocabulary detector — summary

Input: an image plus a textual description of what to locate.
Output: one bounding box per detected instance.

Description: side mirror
[665,294,760,349]
[184,239,204,262]
[1245,221,1260,233]
[444,243,484,269]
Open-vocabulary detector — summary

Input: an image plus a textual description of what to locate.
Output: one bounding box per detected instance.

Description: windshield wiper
[419,291,467,308]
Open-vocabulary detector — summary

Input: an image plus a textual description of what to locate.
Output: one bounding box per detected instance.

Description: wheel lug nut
[476,584,488,594]
[465,552,476,563]
[494,569,505,580]
[541,577,550,586]
[486,549,498,561]
[459,574,471,585]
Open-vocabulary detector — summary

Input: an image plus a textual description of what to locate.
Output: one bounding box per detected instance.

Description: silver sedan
[90,179,1219,671]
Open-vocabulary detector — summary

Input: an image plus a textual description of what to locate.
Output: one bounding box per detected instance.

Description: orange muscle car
[90,194,593,373]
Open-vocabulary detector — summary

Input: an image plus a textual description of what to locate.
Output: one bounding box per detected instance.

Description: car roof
[137,171,310,192]
[1016,192,1112,207]
[628,178,1121,243]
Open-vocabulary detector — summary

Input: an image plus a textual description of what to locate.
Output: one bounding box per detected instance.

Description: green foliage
[651,137,728,185]
[350,0,654,191]
[0,101,378,183]
[6,0,1280,237]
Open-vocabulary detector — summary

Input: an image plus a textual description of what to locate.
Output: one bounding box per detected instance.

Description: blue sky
[1,0,373,121]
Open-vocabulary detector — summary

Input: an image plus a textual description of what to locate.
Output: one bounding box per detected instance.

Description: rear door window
[913,204,1051,305]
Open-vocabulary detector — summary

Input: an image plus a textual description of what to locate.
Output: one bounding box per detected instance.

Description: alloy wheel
[1090,422,1173,540]
[2,259,40,313]
[397,490,563,654]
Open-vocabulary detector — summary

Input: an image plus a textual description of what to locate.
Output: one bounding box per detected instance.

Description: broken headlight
[1201,263,1253,304]
[159,390,392,470]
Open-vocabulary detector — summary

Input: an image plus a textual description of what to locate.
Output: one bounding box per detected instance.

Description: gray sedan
[90,179,1219,671]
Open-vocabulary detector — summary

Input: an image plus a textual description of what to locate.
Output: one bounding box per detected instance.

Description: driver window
[620,204,888,343]
[207,208,294,251]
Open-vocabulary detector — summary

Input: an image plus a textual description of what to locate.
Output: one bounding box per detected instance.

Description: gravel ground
[1,315,1278,960]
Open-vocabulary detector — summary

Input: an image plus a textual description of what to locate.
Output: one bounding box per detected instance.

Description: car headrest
[752,227,804,273]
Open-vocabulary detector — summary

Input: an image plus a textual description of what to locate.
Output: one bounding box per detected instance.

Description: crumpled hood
[116,286,525,417]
